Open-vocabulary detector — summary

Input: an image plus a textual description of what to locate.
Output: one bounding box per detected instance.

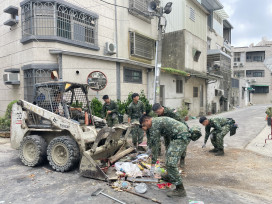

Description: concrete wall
[207,80,221,113]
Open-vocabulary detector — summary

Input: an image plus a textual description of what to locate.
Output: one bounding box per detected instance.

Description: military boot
[166,183,187,197]
[215,149,224,156]
[209,148,219,153]
[179,157,185,168]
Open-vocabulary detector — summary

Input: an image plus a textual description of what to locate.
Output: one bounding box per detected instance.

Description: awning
[251,85,270,87]
[247,87,254,90]
[201,0,223,11]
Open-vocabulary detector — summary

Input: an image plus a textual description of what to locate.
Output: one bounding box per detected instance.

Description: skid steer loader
[10,81,134,181]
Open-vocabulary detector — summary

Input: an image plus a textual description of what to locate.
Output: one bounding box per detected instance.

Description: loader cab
[34,82,92,125]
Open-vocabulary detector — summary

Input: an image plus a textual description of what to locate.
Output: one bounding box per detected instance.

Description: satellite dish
[148,1,158,12]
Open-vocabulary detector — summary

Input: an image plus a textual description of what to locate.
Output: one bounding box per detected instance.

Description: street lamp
[148,1,173,104]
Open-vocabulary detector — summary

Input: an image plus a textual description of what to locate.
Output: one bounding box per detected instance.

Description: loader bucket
[79,125,133,181]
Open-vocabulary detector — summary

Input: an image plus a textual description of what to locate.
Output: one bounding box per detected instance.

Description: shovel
[92,188,126,204]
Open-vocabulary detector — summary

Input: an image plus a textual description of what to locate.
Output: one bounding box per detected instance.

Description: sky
[219,0,272,47]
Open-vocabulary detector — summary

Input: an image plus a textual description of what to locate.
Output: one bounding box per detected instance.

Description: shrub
[90,97,103,118]
[176,102,188,117]
[0,100,18,131]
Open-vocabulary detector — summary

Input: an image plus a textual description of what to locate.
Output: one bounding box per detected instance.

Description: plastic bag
[115,162,142,177]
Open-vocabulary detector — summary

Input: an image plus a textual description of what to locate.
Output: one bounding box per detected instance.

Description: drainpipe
[115,0,121,100]
[58,54,63,81]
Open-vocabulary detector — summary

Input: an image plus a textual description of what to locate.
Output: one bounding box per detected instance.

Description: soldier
[127,93,146,149]
[139,115,202,197]
[102,95,119,127]
[199,116,234,156]
[152,103,189,167]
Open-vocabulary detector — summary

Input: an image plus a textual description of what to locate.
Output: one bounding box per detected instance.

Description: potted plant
[177,102,189,121]
[265,107,272,126]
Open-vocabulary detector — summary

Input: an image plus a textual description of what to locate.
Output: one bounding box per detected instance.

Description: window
[129,0,152,21]
[176,80,183,93]
[252,86,269,93]
[246,70,264,77]
[193,49,201,62]
[232,78,239,88]
[24,68,54,102]
[193,87,198,97]
[129,32,155,60]
[124,68,142,83]
[213,12,222,24]
[234,71,244,78]
[246,51,265,62]
[21,1,98,50]
[190,7,195,22]
[234,52,241,62]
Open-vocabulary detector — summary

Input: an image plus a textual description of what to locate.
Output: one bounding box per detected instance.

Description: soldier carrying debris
[152,103,189,167]
[102,95,119,127]
[139,115,202,197]
[199,116,237,156]
[127,93,146,150]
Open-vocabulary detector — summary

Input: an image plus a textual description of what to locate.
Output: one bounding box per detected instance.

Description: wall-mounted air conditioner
[233,62,238,66]
[239,63,244,67]
[251,78,256,82]
[3,73,20,85]
[106,42,116,55]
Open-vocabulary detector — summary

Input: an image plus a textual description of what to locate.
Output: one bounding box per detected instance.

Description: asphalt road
[0,105,272,204]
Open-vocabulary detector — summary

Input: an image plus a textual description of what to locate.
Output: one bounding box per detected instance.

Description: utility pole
[148,1,172,104]
[154,21,163,103]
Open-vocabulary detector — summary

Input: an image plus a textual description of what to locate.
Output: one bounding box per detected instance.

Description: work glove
[202,143,206,148]
[150,166,155,178]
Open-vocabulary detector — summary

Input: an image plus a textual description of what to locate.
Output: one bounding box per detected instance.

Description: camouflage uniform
[102,100,119,127]
[127,101,146,145]
[205,117,232,150]
[159,107,189,166]
[147,117,191,186]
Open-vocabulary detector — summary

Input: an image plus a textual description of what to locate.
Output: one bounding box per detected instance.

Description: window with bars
[123,68,142,84]
[24,69,54,102]
[176,80,183,93]
[193,87,198,97]
[129,32,155,60]
[129,0,151,20]
[252,86,269,93]
[21,0,98,50]
[234,52,241,62]
[190,7,195,22]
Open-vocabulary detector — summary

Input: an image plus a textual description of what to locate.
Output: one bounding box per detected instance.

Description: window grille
[123,68,142,84]
[129,32,155,60]
[193,87,198,97]
[246,70,264,77]
[129,0,151,20]
[24,69,53,102]
[231,78,239,88]
[21,1,98,49]
[176,80,183,93]
[190,7,195,22]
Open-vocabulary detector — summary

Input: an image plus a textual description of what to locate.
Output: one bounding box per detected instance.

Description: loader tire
[19,135,47,167]
[47,136,80,172]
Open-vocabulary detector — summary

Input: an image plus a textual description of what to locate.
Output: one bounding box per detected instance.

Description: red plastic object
[157,183,172,189]
[265,117,272,144]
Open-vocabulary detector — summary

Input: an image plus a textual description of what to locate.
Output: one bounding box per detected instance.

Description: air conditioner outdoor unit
[233,62,238,66]
[239,63,244,67]
[251,78,256,82]
[3,73,20,85]
[106,42,116,55]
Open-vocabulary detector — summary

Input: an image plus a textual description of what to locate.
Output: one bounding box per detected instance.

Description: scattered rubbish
[123,189,161,204]
[156,183,172,189]
[91,188,126,204]
[42,167,52,173]
[115,162,142,177]
[112,180,132,190]
[135,183,148,194]
[189,201,204,204]
[127,177,158,183]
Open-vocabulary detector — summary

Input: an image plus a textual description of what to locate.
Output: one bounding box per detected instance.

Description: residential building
[203,2,233,114]
[0,0,158,116]
[232,38,272,104]
[159,0,213,116]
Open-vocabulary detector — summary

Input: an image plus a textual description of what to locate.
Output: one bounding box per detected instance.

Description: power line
[100,0,128,9]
